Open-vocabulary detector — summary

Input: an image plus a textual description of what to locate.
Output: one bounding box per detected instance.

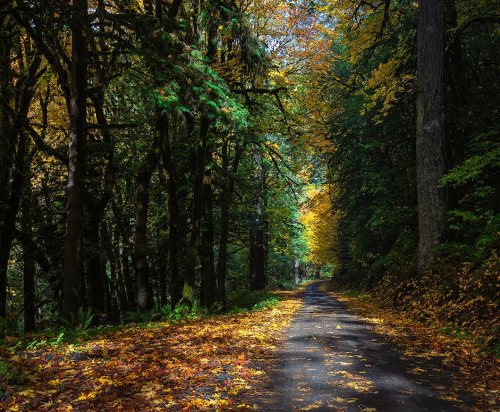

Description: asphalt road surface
[257,282,469,411]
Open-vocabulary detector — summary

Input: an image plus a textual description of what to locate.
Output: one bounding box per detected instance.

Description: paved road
[258,282,469,411]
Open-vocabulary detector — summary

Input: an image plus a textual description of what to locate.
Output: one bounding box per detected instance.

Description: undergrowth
[1,287,283,356]
[331,248,499,357]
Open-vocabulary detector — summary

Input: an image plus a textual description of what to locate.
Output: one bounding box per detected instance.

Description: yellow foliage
[364,57,415,120]
[300,184,340,266]
[245,0,336,153]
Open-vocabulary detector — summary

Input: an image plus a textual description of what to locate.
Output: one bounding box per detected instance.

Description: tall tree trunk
[0,39,40,333]
[100,222,119,322]
[86,213,107,316]
[200,149,215,307]
[0,131,31,330]
[111,224,129,316]
[62,0,89,317]
[162,114,182,308]
[22,179,36,333]
[112,197,136,311]
[134,168,154,311]
[294,259,301,285]
[216,141,242,305]
[84,92,116,320]
[153,171,168,308]
[0,16,14,333]
[249,145,267,290]
[416,0,447,274]
[133,110,163,311]
[199,15,218,308]
[158,234,169,307]
[183,115,208,306]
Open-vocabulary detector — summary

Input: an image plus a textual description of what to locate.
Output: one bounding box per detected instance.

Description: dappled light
[0,0,498,410]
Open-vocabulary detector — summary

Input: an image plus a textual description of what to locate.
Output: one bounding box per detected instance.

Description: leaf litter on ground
[1,290,302,411]
[320,283,499,411]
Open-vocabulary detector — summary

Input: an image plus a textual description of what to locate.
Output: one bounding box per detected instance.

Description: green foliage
[441,131,499,187]
[337,290,371,301]
[159,304,210,320]
[0,359,22,400]
[227,289,280,312]
[125,304,211,324]
[0,360,14,382]
[252,297,280,311]
[440,325,470,340]
[59,308,94,332]
[123,310,156,324]
[26,332,64,350]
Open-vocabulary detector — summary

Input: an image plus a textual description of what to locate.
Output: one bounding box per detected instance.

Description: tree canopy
[0,0,498,381]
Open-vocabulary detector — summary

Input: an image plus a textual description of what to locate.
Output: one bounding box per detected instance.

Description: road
[257,281,469,411]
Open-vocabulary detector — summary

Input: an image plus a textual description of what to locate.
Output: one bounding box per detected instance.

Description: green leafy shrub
[0,359,24,401]
[227,289,280,312]
[252,297,279,311]
[60,308,94,332]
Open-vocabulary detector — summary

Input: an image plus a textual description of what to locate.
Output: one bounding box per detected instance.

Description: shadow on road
[257,282,470,411]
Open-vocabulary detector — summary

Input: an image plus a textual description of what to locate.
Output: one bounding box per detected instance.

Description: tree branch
[26,126,67,165]
[87,123,138,130]
[446,15,500,53]
[232,87,287,95]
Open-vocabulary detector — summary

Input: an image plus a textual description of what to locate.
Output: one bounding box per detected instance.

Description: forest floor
[1,291,302,411]
[2,281,498,411]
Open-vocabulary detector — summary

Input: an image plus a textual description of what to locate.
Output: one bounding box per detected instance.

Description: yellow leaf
[17,389,37,397]
[76,391,97,401]
[98,376,113,385]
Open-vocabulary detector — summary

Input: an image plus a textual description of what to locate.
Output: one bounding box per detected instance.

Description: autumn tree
[0,0,496,342]
[300,184,339,270]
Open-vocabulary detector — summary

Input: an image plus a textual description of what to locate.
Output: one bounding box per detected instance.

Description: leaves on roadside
[3,292,301,411]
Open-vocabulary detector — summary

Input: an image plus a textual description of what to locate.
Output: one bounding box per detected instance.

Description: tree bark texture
[0,16,15,331]
[0,23,40,331]
[200,149,216,308]
[183,115,208,306]
[133,112,163,311]
[62,0,89,317]
[416,0,447,274]
[249,145,267,290]
[216,141,242,305]
[162,114,183,308]
[22,178,36,333]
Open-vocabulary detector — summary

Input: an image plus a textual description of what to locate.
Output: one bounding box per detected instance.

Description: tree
[0,7,42,334]
[300,184,339,269]
[0,0,495,343]
[61,0,89,317]
[415,0,447,273]
[249,143,268,290]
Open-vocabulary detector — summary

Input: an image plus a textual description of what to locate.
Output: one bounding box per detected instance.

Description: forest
[0,0,499,410]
